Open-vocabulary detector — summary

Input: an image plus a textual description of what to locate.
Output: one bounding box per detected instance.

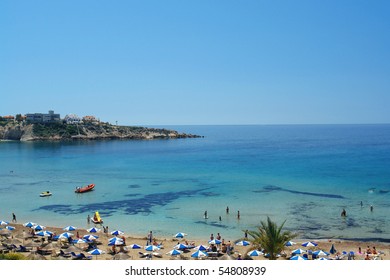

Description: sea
[1,124,389,242]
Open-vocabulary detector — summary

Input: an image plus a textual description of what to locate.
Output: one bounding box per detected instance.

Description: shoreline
[2,221,389,260]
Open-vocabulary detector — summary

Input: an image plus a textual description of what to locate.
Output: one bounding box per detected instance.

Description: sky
[1,0,389,125]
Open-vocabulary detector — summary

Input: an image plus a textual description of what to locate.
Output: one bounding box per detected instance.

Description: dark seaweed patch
[34,188,209,216]
[194,221,230,229]
[128,184,141,189]
[254,185,345,199]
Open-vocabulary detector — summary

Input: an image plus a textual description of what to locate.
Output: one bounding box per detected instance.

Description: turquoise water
[0,125,389,241]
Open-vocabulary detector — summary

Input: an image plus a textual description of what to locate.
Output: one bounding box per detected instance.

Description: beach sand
[1,222,389,260]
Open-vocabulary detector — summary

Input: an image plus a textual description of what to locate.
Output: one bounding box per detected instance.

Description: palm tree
[246,216,296,260]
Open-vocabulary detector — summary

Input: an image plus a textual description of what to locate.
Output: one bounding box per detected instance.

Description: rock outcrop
[0,122,201,141]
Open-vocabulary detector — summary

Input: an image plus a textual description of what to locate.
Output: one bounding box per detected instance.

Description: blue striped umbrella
[292,248,306,254]
[208,239,222,245]
[127,244,142,249]
[36,230,53,237]
[23,222,36,228]
[63,226,77,231]
[290,255,308,260]
[236,240,250,246]
[302,241,318,247]
[166,249,182,256]
[194,245,208,251]
[83,234,99,241]
[87,227,101,233]
[285,241,296,246]
[191,250,208,258]
[5,226,15,231]
[58,232,74,239]
[174,243,188,250]
[248,250,264,257]
[111,230,124,236]
[32,224,45,231]
[174,232,187,238]
[0,221,9,226]
[145,245,160,251]
[88,248,105,259]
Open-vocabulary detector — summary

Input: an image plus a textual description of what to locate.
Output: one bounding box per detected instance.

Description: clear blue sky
[1,0,389,125]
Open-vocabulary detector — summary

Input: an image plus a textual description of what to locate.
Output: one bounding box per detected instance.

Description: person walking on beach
[12,213,16,223]
[147,231,153,245]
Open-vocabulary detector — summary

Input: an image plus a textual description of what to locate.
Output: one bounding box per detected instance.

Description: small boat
[75,183,95,193]
[40,191,52,197]
[91,211,103,224]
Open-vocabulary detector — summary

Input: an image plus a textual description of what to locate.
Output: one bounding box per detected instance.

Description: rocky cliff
[0,122,201,141]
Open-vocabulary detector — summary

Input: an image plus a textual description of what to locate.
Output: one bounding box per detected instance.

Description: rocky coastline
[0,122,201,141]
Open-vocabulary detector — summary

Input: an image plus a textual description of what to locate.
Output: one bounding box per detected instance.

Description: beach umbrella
[58,232,74,239]
[174,243,189,250]
[32,224,46,231]
[248,250,264,257]
[145,245,160,251]
[109,236,123,243]
[73,238,87,246]
[5,226,15,231]
[111,230,124,236]
[83,234,99,241]
[87,227,101,233]
[208,239,221,245]
[63,226,77,231]
[88,248,105,259]
[290,255,308,260]
[285,241,296,246]
[174,232,187,238]
[127,244,142,249]
[36,230,53,237]
[301,241,318,247]
[23,222,36,228]
[191,250,208,258]
[313,250,330,256]
[0,220,9,226]
[166,249,182,256]
[330,244,337,254]
[194,245,208,251]
[108,239,124,246]
[292,248,306,254]
[235,240,250,246]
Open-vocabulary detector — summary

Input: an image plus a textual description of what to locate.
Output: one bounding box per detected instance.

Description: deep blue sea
[1,125,389,241]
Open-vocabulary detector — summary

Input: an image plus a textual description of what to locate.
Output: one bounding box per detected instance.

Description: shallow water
[1,124,389,241]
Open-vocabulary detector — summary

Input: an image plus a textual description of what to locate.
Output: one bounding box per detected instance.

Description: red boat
[75,184,95,193]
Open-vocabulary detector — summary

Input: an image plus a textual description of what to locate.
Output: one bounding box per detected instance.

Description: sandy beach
[1,222,389,260]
